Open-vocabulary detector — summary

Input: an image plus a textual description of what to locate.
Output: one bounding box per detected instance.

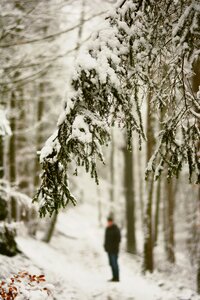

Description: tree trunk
[153,104,165,247]
[34,82,45,188]
[110,129,115,212]
[76,0,85,54]
[197,187,200,294]
[154,177,161,246]
[0,136,4,179]
[143,91,155,273]
[165,179,175,263]
[97,186,102,226]
[17,87,30,196]
[137,144,144,226]
[9,92,17,221]
[9,92,16,183]
[192,57,200,294]
[124,144,136,254]
[143,175,154,272]
[43,211,58,243]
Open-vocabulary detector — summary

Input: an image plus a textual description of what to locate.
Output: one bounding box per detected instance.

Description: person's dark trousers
[108,253,119,281]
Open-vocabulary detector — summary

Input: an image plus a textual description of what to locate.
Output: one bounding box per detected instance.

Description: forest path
[17,204,176,300]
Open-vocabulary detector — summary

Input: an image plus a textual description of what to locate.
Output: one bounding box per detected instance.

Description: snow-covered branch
[35,0,200,216]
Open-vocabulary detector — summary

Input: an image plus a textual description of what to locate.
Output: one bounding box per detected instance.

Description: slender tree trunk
[163,184,168,255]
[9,92,17,221]
[9,92,16,183]
[124,143,136,254]
[17,88,30,195]
[0,136,4,179]
[192,57,200,294]
[32,83,46,236]
[153,105,165,247]
[192,58,200,93]
[110,129,115,214]
[143,175,154,272]
[137,145,144,225]
[154,177,161,246]
[165,179,175,263]
[197,187,200,294]
[97,186,102,226]
[43,211,58,243]
[34,83,45,188]
[186,185,198,266]
[143,91,155,273]
[76,0,85,54]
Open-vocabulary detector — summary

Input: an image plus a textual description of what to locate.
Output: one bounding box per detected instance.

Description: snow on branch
[34,0,200,216]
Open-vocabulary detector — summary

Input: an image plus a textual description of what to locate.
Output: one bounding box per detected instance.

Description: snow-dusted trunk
[9,92,16,183]
[43,211,58,243]
[198,186,200,294]
[124,143,136,254]
[110,129,115,206]
[34,82,45,188]
[192,58,200,94]
[16,88,29,194]
[0,136,4,179]
[143,176,154,272]
[137,145,144,226]
[153,107,164,247]
[192,57,200,294]
[75,0,85,54]
[143,91,155,272]
[97,187,102,226]
[154,177,161,246]
[165,179,175,263]
[9,92,17,221]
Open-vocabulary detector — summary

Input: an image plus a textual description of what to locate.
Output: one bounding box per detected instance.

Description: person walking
[104,216,121,282]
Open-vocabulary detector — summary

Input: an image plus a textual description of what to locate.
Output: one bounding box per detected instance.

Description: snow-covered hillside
[0,203,199,300]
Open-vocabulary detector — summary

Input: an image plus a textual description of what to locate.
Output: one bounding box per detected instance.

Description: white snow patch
[0,109,12,136]
[40,130,60,162]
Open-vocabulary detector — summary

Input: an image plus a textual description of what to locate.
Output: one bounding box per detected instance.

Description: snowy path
[16,204,199,300]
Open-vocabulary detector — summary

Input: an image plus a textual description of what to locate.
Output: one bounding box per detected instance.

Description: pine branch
[34,0,200,216]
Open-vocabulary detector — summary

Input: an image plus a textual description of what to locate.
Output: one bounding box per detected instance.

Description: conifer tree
[35,0,200,220]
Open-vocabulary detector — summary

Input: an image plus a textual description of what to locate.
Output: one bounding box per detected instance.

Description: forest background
[0,0,200,298]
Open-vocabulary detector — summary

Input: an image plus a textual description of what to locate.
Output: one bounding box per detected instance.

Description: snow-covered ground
[1,203,200,300]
